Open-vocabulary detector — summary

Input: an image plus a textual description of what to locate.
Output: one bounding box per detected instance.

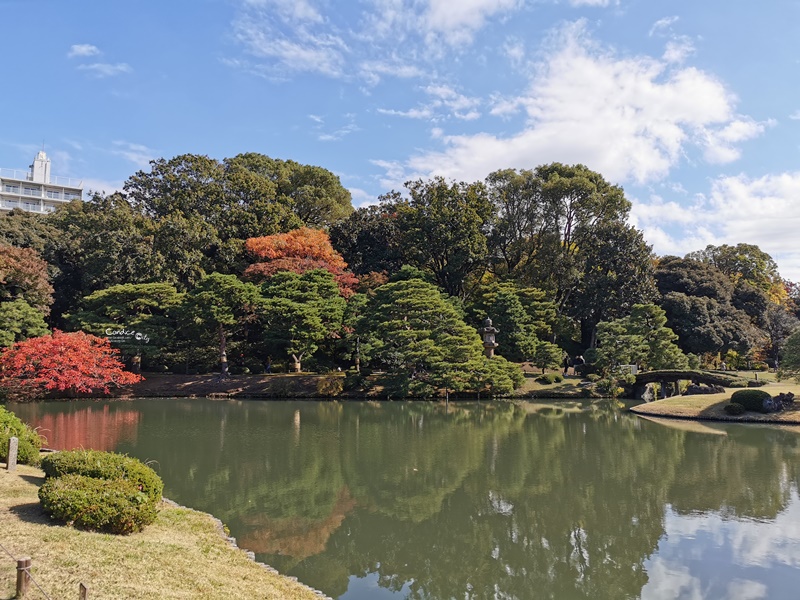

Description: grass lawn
[0,464,328,600]
[630,379,800,423]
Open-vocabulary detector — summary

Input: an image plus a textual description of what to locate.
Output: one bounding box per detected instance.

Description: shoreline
[0,463,332,599]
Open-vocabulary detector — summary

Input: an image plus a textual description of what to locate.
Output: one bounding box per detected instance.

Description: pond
[10,398,800,599]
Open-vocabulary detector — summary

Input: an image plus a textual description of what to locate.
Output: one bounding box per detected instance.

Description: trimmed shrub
[0,406,44,466]
[724,402,746,416]
[41,450,163,503]
[39,474,157,534]
[730,389,772,413]
[536,373,564,385]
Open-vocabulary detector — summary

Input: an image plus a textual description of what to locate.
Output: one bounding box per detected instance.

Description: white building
[0,151,83,214]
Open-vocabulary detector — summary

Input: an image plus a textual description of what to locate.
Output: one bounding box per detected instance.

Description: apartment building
[0,150,83,214]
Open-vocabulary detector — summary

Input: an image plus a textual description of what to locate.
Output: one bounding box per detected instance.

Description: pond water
[10,398,800,599]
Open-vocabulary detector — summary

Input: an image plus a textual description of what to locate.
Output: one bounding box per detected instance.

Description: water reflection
[11,399,800,599]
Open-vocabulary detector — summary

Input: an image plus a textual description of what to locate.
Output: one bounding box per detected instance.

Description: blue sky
[2,0,800,278]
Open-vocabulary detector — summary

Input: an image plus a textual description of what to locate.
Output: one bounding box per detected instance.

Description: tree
[67,283,184,369]
[0,243,54,314]
[486,164,631,309]
[329,204,404,276]
[394,178,494,299]
[260,270,347,372]
[225,153,353,228]
[180,274,264,378]
[0,300,49,348]
[44,193,165,319]
[655,256,757,356]
[779,328,800,381]
[358,277,522,397]
[624,304,688,370]
[245,228,358,297]
[531,341,563,374]
[0,331,141,400]
[687,243,783,301]
[763,305,799,369]
[568,223,657,348]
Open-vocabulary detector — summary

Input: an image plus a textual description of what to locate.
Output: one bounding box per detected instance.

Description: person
[563,355,570,376]
[265,356,272,374]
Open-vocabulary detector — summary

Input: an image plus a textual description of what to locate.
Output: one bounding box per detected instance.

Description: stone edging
[160,498,332,599]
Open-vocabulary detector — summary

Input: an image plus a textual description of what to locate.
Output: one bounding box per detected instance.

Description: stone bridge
[632,369,747,400]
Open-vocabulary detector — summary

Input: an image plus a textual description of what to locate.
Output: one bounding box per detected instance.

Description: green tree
[486,164,631,309]
[687,243,783,301]
[359,277,522,397]
[261,270,346,371]
[329,204,404,276]
[180,274,264,378]
[531,340,563,374]
[394,178,494,299]
[568,223,657,348]
[0,299,49,347]
[656,256,757,356]
[779,328,800,381]
[67,283,184,368]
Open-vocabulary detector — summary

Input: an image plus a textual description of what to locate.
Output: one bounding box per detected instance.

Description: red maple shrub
[244,227,358,297]
[0,330,142,400]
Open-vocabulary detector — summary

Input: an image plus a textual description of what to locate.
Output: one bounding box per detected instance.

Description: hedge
[730,389,772,413]
[0,406,43,466]
[41,449,163,503]
[38,474,158,534]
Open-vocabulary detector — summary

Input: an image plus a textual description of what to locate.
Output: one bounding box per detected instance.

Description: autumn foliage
[0,330,142,400]
[244,227,358,297]
[0,243,54,314]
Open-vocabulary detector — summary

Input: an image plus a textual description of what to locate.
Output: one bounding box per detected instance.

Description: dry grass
[0,464,328,600]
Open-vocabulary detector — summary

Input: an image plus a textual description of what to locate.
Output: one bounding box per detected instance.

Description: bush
[730,389,772,413]
[0,406,44,466]
[39,474,157,534]
[41,450,163,503]
[585,374,601,383]
[536,373,564,385]
[753,362,769,371]
[724,402,746,416]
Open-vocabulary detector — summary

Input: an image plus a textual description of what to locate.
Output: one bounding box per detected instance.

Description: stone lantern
[479,317,499,358]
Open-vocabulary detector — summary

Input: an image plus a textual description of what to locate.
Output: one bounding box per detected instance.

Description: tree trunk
[219,324,228,378]
[291,353,302,372]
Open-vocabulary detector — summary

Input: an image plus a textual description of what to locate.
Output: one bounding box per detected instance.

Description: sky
[2,0,800,278]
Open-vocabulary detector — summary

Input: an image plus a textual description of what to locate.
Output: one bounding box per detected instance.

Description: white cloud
[110,141,157,169]
[663,38,695,64]
[379,84,481,122]
[68,44,101,58]
[81,177,125,196]
[789,110,800,120]
[377,20,765,188]
[569,0,617,6]
[423,0,523,46]
[77,63,132,77]
[649,16,679,37]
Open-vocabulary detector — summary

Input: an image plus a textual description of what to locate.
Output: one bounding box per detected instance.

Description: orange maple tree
[244,227,358,297]
[0,330,142,400]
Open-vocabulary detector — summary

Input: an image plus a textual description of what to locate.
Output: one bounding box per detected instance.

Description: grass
[0,464,328,600]
[630,380,800,423]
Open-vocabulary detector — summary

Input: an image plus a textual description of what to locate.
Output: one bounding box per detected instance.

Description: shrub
[0,406,44,466]
[41,450,163,503]
[730,389,772,413]
[536,373,564,385]
[39,474,157,534]
[724,402,746,416]
[585,374,601,383]
[316,373,344,397]
[753,362,769,372]
[728,379,749,388]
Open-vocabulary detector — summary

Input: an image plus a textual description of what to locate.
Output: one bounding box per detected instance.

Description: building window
[46,190,61,199]
[23,186,40,196]
[23,202,38,211]
[63,191,81,200]
[3,184,20,193]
